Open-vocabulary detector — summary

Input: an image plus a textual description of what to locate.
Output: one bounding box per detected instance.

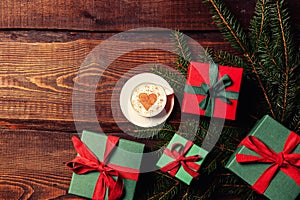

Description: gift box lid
[226,115,300,200]
[68,130,145,200]
[156,133,208,185]
[182,62,243,120]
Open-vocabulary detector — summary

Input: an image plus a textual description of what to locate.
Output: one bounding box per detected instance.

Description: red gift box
[182,62,243,120]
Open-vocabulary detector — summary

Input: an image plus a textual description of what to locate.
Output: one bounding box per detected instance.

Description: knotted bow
[67,136,139,200]
[161,141,202,178]
[184,63,239,116]
[236,132,300,194]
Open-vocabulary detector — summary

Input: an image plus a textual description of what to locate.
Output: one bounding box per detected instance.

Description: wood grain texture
[0,1,298,199]
[0,40,95,122]
[0,38,237,198]
[0,130,76,199]
[0,129,168,199]
[0,33,235,133]
[0,0,258,31]
[0,129,244,200]
[0,0,298,32]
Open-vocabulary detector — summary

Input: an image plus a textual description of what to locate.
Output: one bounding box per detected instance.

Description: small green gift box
[156,134,208,185]
[67,130,145,200]
[226,115,300,200]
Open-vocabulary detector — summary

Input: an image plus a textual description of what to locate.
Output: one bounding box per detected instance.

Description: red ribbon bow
[67,136,139,200]
[161,141,202,178]
[236,131,300,194]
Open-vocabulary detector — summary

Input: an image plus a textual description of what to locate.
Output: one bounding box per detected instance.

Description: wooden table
[0,0,299,199]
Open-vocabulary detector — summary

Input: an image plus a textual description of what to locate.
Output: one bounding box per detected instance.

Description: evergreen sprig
[205,0,299,129]
[148,0,299,199]
[135,171,183,200]
[171,31,193,76]
[203,0,252,56]
[207,49,248,69]
[151,65,185,98]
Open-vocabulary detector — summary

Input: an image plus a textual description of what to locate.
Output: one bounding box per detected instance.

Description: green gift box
[67,130,145,200]
[226,115,300,200]
[156,134,208,185]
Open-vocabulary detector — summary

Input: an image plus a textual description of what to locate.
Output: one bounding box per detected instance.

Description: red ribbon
[67,136,140,200]
[236,131,300,194]
[161,141,202,178]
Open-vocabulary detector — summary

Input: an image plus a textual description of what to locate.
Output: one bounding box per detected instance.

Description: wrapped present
[182,62,243,120]
[226,115,300,200]
[67,130,145,200]
[156,133,208,185]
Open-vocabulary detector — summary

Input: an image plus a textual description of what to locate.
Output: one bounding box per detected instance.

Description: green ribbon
[184,63,239,117]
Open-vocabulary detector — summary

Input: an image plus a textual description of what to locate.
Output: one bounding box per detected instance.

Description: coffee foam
[131,83,166,117]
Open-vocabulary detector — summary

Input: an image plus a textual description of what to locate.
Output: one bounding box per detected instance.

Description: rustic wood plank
[0,0,258,31]
[0,40,174,122]
[0,0,298,32]
[0,30,229,44]
[0,34,235,133]
[0,129,241,199]
[0,1,298,199]
[0,40,95,123]
[0,130,170,199]
[0,130,74,199]
[0,30,115,43]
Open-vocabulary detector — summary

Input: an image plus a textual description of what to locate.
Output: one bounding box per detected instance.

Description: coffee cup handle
[164,87,174,96]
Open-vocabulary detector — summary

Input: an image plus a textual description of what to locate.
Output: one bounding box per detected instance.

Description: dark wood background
[0,0,299,199]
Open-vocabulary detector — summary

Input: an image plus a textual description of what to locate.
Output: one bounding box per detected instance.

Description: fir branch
[289,104,300,132]
[183,179,218,200]
[146,172,182,200]
[275,0,290,70]
[274,0,294,122]
[203,0,276,119]
[181,188,190,200]
[216,173,266,200]
[295,120,300,133]
[171,31,192,76]
[151,65,185,96]
[250,63,276,118]
[198,47,214,63]
[256,0,299,123]
[132,123,176,150]
[261,36,285,75]
[208,49,249,69]
[203,0,251,55]
[144,1,299,199]
[249,0,267,58]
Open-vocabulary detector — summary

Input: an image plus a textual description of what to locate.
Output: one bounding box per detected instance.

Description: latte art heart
[138,93,157,111]
[131,83,167,117]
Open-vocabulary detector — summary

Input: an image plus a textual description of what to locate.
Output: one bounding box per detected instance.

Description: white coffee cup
[130,82,167,117]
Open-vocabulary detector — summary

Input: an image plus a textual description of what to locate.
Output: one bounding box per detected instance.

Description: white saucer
[120,73,174,127]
